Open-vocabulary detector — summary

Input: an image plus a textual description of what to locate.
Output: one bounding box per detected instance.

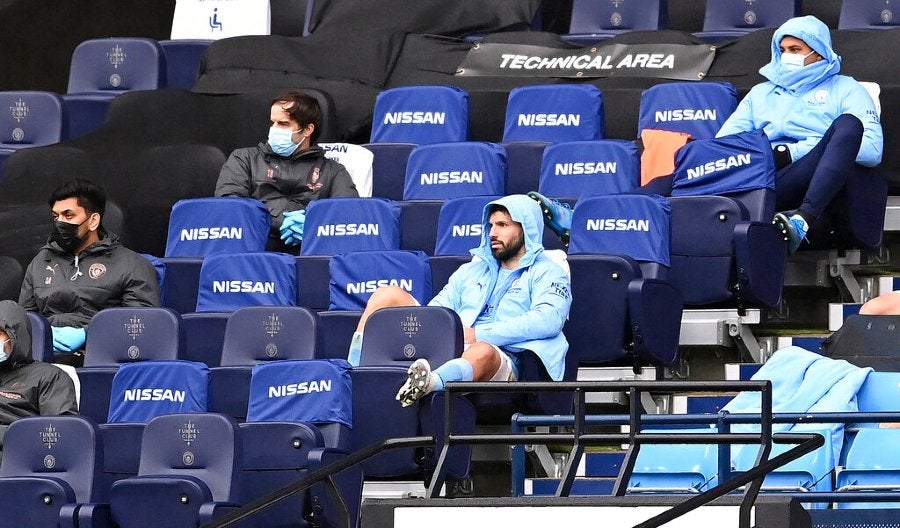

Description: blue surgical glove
[279,209,306,246]
[51,326,86,353]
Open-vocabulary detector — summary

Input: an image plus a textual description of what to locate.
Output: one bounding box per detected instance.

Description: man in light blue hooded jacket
[347,194,572,407]
[530,15,883,255]
[717,15,883,253]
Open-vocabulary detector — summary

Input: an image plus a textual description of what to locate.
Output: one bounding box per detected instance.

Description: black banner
[457,42,717,81]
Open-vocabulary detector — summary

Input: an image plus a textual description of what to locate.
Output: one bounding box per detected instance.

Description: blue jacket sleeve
[473,261,572,348]
[843,81,883,167]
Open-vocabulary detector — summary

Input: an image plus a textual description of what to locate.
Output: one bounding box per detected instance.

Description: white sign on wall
[171,0,271,40]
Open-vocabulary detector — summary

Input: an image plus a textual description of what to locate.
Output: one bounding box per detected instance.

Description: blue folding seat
[162,197,271,314]
[0,91,67,151]
[158,39,213,90]
[351,306,473,481]
[0,416,108,527]
[563,0,668,45]
[836,428,900,508]
[369,85,469,145]
[732,430,834,505]
[400,142,505,254]
[839,0,900,30]
[567,194,683,367]
[195,251,298,312]
[503,84,605,143]
[637,82,738,140]
[668,130,786,310]
[537,140,640,201]
[27,311,53,363]
[693,0,801,42]
[241,358,361,528]
[627,429,719,493]
[298,197,401,310]
[329,250,432,311]
[210,306,322,421]
[402,142,507,201]
[318,310,362,360]
[108,413,242,527]
[76,307,183,424]
[503,140,548,196]
[64,37,167,138]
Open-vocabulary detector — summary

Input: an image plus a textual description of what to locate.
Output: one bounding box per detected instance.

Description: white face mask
[780,50,814,71]
[0,338,9,363]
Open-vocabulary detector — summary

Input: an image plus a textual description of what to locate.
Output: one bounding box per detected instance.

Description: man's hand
[51,326,86,353]
[279,209,307,246]
[464,326,477,344]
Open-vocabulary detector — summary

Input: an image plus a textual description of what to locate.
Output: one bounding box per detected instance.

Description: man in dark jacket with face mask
[19,179,159,366]
[0,300,77,451]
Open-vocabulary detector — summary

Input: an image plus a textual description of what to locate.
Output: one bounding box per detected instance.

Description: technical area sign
[457,42,717,81]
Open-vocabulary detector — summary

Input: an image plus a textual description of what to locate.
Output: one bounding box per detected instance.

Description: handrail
[425,379,825,528]
[202,436,435,528]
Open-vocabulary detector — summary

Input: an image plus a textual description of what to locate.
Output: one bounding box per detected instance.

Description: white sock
[347,331,363,367]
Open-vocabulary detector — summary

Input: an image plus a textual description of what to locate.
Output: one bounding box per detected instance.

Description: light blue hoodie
[428,195,572,381]
[717,15,883,167]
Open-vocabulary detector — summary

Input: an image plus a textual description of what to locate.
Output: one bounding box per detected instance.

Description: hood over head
[0,300,34,368]
[472,194,545,268]
[759,15,841,93]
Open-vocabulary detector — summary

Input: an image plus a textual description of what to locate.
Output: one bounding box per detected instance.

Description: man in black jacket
[0,300,77,453]
[19,179,159,366]
[215,90,358,252]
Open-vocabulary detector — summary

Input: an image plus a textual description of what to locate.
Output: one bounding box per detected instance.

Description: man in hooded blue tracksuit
[530,15,883,254]
[717,15,883,253]
[346,194,572,406]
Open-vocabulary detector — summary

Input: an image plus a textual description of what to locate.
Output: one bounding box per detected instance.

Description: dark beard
[491,235,525,263]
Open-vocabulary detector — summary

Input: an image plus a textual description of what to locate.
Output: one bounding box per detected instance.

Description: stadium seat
[503,140,548,196]
[210,306,322,421]
[693,0,801,42]
[668,130,786,308]
[563,0,668,46]
[855,371,900,426]
[0,416,107,527]
[318,310,362,360]
[637,81,738,139]
[839,0,900,30]
[158,39,212,90]
[108,413,242,527]
[503,84,605,143]
[26,311,52,363]
[403,142,507,200]
[64,37,167,138]
[433,195,499,257]
[567,194,682,367]
[353,306,473,480]
[0,91,68,153]
[106,360,209,424]
[836,428,900,508]
[320,142,375,197]
[195,251,298,312]
[732,430,834,501]
[627,429,719,493]
[76,307,184,424]
[537,140,640,201]
[297,198,401,310]
[369,85,469,145]
[329,250,432,311]
[240,358,361,528]
[364,142,415,200]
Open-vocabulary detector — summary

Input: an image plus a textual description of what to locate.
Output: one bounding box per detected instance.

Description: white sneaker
[396,358,435,407]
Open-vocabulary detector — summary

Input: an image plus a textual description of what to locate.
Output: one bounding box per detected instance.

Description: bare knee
[461,342,501,381]
[860,291,900,316]
[358,286,417,330]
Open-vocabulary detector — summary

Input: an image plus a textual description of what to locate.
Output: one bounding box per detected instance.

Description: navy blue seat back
[0,91,67,149]
[565,0,668,44]
[195,252,298,312]
[26,311,52,363]
[329,250,432,311]
[364,142,415,200]
[164,197,270,257]
[840,0,900,29]
[694,0,801,41]
[301,197,401,256]
[67,37,166,94]
[359,306,463,367]
[503,84,605,143]
[158,39,212,90]
[434,195,499,256]
[106,360,209,423]
[403,142,507,200]
[370,85,469,144]
[539,140,640,200]
[638,82,738,139]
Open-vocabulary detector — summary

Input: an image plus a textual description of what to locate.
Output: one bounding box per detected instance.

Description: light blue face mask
[0,338,9,363]
[268,126,301,157]
[780,50,814,72]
